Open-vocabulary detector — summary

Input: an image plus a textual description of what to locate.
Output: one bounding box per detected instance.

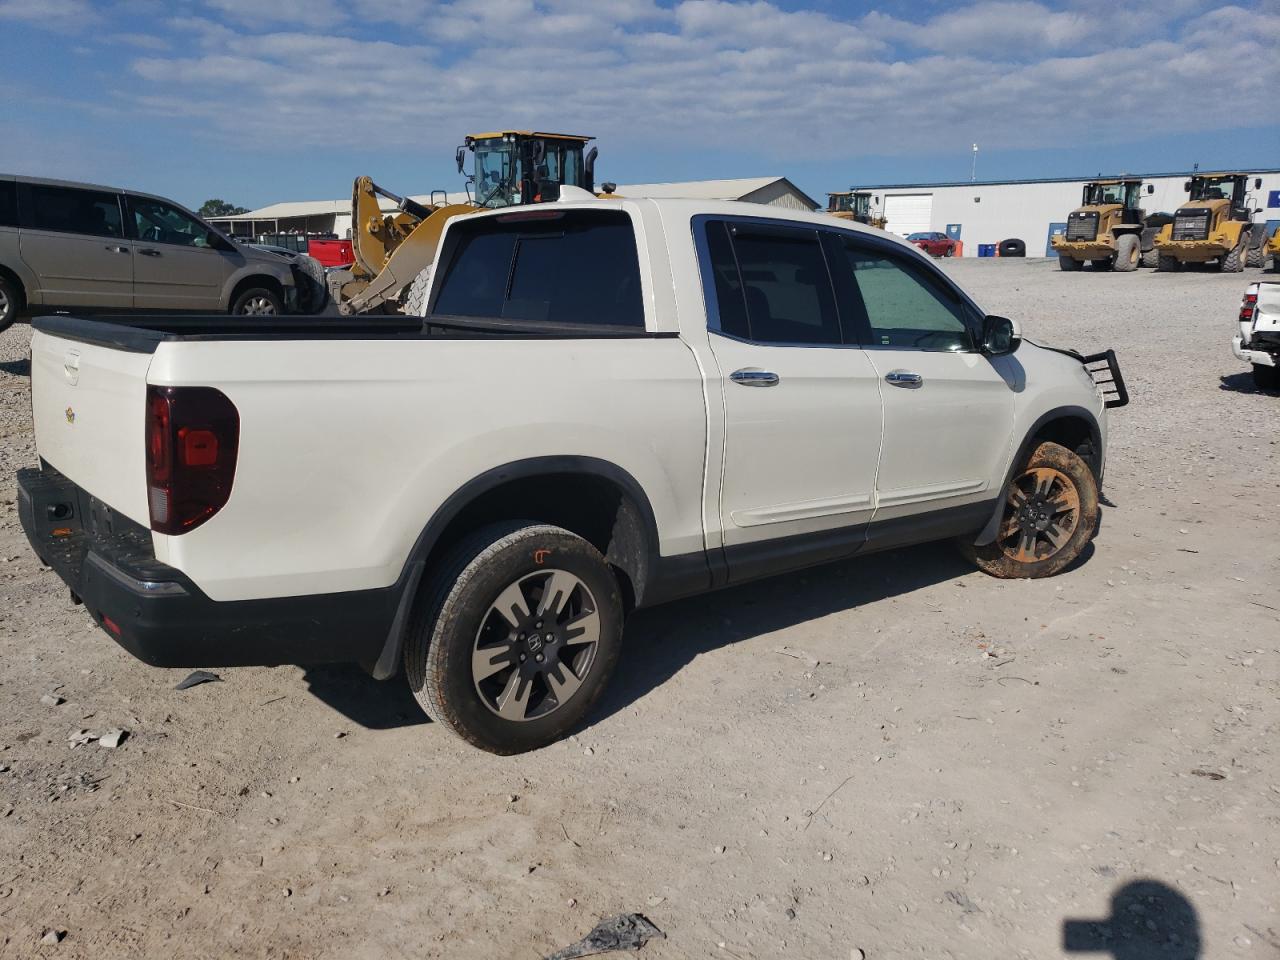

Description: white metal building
[210,176,819,240]
[855,169,1280,255]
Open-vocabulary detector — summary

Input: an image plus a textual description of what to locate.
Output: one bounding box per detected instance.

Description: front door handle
[104,245,129,254]
[730,369,780,387]
[138,248,162,257]
[885,371,923,387]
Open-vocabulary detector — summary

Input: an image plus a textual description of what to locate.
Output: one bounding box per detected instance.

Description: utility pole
[971,144,979,182]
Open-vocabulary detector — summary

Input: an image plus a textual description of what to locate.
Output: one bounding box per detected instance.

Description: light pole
[971,144,979,182]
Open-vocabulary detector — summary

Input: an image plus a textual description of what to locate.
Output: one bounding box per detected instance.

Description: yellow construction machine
[1051,179,1157,272]
[1152,173,1266,273]
[332,131,598,315]
[826,190,886,228]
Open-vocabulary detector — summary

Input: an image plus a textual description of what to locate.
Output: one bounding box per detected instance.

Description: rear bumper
[17,465,394,669]
[1234,335,1278,367]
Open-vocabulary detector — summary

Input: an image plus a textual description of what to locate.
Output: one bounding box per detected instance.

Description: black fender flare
[974,406,1102,547]
[370,456,666,679]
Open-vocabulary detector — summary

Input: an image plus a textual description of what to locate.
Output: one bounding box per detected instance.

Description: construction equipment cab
[1153,173,1265,273]
[332,131,598,316]
[1051,179,1156,273]
[826,191,885,228]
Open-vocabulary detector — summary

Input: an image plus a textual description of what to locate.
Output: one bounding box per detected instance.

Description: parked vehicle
[1153,173,1266,273]
[827,191,887,228]
[907,231,957,257]
[1234,281,1280,390]
[17,192,1127,753]
[1265,228,1280,272]
[0,175,309,332]
[305,238,354,269]
[244,243,328,313]
[1051,179,1158,272]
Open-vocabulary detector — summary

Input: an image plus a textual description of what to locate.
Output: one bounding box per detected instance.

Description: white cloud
[0,0,97,29]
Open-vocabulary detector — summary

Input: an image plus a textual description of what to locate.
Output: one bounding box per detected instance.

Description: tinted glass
[432,210,644,328]
[726,226,839,345]
[705,220,749,339]
[23,184,123,238]
[843,244,974,351]
[131,196,215,247]
[0,180,16,228]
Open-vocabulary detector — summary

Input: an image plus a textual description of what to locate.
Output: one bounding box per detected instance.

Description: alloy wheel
[471,569,601,722]
[0,286,10,323]
[996,466,1081,563]
[240,296,277,315]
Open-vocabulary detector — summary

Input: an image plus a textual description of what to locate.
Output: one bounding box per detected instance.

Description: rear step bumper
[17,466,393,670]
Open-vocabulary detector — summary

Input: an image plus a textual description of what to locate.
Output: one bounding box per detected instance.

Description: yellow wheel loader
[1152,173,1266,273]
[332,131,598,316]
[1262,227,1280,272]
[1050,179,1159,273]
[826,191,886,228]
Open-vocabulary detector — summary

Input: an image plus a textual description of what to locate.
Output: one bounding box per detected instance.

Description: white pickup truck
[18,192,1128,753]
[1234,280,1280,391]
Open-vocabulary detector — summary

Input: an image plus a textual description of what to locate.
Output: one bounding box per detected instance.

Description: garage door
[883,194,933,237]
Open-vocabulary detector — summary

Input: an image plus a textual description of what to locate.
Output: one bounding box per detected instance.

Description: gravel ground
[1,260,1277,959]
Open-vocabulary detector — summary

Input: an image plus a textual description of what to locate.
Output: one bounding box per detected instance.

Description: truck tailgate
[30,328,152,526]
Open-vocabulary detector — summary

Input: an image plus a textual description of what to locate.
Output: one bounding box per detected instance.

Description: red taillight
[1240,292,1257,323]
[145,386,239,535]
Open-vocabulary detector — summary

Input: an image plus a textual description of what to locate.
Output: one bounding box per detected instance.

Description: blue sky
[1,0,1277,212]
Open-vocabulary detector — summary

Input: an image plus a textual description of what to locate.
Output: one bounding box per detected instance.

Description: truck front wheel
[1058,255,1082,272]
[1113,234,1139,272]
[961,441,1099,579]
[1157,254,1181,272]
[404,522,624,754]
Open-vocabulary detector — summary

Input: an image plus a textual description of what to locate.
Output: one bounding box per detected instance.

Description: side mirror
[981,315,1020,356]
[1146,184,1155,194]
[1183,180,1191,192]
[1255,178,1263,189]
[455,145,466,174]
[208,232,234,252]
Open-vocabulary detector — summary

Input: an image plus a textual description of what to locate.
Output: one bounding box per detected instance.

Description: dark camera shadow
[1064,879,1200,959]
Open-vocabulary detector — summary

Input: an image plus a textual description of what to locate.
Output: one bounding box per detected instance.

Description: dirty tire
[1113,234,1139,272]
[1157,254,1182,272]
[231,286,283,315]
[0,274,19,333]
[404,522,624,755]
[1253,363,1280,391]
[1246,240,1266,269]
[1058,255,1082,272]
[402,266,433,318]
[1140,247,1159,268]
[960,441,1099,579]
[293,254,328,313]
[1220,239,1244,273]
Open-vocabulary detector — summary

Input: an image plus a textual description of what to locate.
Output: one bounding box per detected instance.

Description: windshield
[1084,183,1130,205]
[828,194,852,212]
[852,194,871,216]
[473,141,521,208]
[1188,177,1234,202]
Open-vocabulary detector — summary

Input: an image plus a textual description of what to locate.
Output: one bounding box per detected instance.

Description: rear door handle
[730,369,780,387]
[885,371,923,387]
[104,245,129,254]
[138,248,162,257]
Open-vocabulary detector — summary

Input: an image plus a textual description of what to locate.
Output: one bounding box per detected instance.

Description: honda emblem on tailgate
[63,349,80,386]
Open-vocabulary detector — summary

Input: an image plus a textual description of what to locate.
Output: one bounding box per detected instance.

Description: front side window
[703,220,841,345]
[22,184,123,238]
[431,209,644,328]
[842,242,975,352]
[130,197,215,247]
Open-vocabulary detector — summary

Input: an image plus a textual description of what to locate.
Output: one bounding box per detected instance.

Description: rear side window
[703,220,840,345]
[431,210,644,328]
[0,180,16,228]
[20,183,123,238]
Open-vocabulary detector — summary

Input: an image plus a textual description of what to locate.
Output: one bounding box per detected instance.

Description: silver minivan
[0,175,321,332]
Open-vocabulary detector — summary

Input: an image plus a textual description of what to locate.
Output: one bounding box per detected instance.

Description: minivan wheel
[231,287,283,315]
[0,275,19,333]
[960,441,1099,579]
[404,522,624,754]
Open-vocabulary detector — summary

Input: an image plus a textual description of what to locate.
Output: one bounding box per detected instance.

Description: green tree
[198,199,250,217]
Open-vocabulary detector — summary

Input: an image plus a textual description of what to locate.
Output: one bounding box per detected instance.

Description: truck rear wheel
[1220,238,1244,273]
[1157,254,1181,272]
[960,441,1099,579]
[1058,255,1082,272]
[1113,234,1139,272]
[1253,363,1280,391]
[1246,240,1266,269]
[1140,247,1159,268]
[404,522,624,754]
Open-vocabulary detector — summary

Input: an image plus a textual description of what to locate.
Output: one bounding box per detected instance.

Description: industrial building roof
[854,168,1280,191]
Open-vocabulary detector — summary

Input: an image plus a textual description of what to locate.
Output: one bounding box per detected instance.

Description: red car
[907,232,958,257]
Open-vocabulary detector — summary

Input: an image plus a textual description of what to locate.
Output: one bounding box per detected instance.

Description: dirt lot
[1,260,1277,960]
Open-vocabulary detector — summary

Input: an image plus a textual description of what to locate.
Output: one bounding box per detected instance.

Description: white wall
[862,172,1280,256]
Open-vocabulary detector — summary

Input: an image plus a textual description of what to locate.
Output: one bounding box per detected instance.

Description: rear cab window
[429,208,646,332]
